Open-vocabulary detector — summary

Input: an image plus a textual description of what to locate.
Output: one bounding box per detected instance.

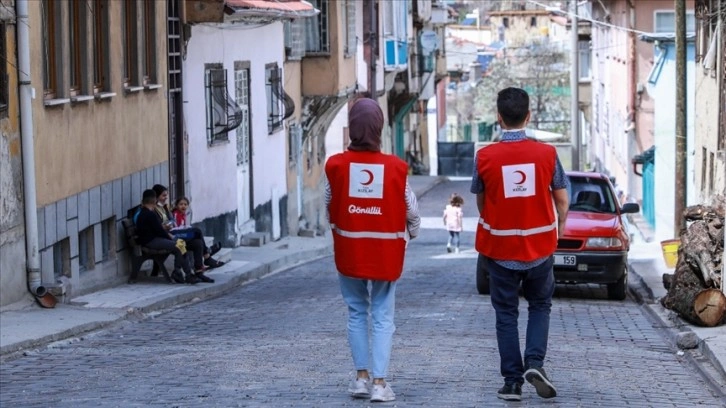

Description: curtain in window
[305,0,321,52]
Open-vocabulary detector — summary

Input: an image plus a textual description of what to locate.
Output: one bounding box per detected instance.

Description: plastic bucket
[660,239,680,268]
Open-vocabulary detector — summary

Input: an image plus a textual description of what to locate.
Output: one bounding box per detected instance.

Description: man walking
[470,87,570,401]
[324,98,421,403]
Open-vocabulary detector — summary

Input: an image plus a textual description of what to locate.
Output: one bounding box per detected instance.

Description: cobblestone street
[1,180,724,407]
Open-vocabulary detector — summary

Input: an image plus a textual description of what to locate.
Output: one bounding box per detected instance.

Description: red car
[476,171,640,300]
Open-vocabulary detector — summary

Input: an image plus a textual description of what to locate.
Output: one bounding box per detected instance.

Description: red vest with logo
[325,150,409,281]
[475,139,558,261]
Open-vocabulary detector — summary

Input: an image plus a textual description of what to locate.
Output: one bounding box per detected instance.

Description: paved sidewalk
[627,215,726,384]
[0,175,447,358]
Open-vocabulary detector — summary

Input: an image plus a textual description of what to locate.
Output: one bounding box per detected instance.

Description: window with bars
[234,62,251,166]
[265,63,294,134]
[343,0,356,57]
[305,0,329,53]
[205,64,243,145]
[284,19,306,60]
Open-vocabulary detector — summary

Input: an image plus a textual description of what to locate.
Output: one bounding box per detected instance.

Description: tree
[473,39,571,135]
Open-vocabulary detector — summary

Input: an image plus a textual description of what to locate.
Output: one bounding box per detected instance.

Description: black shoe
[525,367,557,399]
[185,272,200,284]
[196,273,215,283]
[171,269,186,284]
[209,242,222,256]
[497,383,522,401]
[204,256,225,268]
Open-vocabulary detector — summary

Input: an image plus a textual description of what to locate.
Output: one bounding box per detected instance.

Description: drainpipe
[17,0,48,299]
[370,0,377,98]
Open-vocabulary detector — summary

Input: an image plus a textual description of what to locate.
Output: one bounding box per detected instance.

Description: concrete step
[241,232,270,247]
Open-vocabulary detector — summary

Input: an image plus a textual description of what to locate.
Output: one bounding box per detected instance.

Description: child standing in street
[443,193,464,253]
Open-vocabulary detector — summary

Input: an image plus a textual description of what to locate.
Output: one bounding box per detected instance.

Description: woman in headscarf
[323,98,421,402]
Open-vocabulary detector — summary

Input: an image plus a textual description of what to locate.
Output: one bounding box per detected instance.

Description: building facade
[693,0,726,201]
[1,0,170,307]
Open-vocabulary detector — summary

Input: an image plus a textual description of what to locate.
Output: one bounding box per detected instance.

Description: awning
[225,0,319,19]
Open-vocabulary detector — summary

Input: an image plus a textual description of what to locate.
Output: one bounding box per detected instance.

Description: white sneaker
[455,248,460,254]
[370,383,395,402]
[347,377,370,399]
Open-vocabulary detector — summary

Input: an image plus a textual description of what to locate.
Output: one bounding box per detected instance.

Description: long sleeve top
[135,207,171,245]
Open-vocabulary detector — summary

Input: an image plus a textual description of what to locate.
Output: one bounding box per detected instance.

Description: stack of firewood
[661,197,725,327]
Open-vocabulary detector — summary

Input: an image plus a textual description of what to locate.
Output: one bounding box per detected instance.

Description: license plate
[554,255,576,266]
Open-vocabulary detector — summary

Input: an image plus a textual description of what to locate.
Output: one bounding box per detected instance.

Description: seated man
[134,189,208,284]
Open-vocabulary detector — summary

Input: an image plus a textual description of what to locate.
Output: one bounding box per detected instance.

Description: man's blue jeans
[338,274,397,379]
[484,256,555,385]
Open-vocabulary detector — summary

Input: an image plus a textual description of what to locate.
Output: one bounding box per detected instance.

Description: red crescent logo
[360,169,374,186]
[514,170,527,184]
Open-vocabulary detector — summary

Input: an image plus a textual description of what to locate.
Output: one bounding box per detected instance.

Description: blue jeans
[485,256,555,385]
[338,274,397,379]
[448,231,460,248]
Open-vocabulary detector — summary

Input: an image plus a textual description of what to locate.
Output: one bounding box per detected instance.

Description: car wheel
[607,269,627,300]
[476,254,490,295]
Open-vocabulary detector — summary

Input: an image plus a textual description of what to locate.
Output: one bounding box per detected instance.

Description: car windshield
[567,176,617,214]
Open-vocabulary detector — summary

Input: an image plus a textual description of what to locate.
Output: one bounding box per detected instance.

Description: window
[123,1,138,87]
[53,239,70,279]
[101,218,116,261]
[284,19,305,60]
[708,151,715,193]
[234,61,251,166]
[0,22,7,115]
[530,17,537,27]
[503,17,510,28]
[142,0,157,85]
[42,0,62,99]
[69,0,88,96]
[265,63,294,134]
[288,123,302,168]
[92,0,109,94]
[266,63,282,133]
[654,10,695,33]
[343,0,356,57]
[305,0,329,53]
[578,40,591,80]
[78,227,94,272]
[701,147,708,188]
[205,64,243,145]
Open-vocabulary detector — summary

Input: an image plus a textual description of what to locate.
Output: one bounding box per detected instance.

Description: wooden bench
[121,216,173,284]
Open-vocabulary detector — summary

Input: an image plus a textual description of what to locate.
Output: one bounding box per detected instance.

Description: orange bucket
[660,239,680,268]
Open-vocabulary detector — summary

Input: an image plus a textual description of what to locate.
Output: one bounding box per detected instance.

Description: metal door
[437,142,475,176]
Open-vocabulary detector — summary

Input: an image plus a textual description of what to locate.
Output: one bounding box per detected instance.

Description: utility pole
[674,0,687,237]
[570,0,580,171]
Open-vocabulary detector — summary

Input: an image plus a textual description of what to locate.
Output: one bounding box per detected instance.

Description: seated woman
[151,184,225,272]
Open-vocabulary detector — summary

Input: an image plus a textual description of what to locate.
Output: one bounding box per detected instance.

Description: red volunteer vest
[325,150,409,281]
[475,139,558,261]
